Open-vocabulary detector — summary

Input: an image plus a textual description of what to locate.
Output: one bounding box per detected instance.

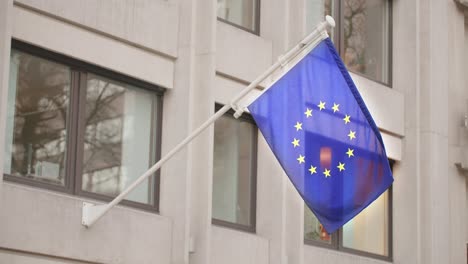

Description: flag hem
[322,38,386,150]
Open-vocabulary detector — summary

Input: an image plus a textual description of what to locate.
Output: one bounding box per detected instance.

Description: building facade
[0,0,467,263]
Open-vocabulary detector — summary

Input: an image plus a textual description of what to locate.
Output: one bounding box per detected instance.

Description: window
[217,0,260,34]
[5,48,71,187]
[212,106,257,232]
[3,40,163,211]
[304,189,392,259]
[304,162,394,261]
[306,0,392,85]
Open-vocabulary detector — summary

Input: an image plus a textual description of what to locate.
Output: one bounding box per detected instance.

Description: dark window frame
[4,39,164,213]
[304,160,394,261]
[329,0,393,87]
[217,0,261,35]
[211,104,258,233]
[304,188,393,261]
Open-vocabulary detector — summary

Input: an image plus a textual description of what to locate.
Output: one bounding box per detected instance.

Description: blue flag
[247,38,393,233]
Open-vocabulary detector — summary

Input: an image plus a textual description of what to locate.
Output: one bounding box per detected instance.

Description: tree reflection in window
[343,0,390,83]
[81,74,156,204]
[5,51,70,185]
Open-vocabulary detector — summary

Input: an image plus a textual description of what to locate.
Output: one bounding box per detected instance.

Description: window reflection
[212,114,256,227]
[306,0,391,84]
[81,74,156,205]
[4,50,70,185]
[306,0,334,39]
[343,0,390,83]
[217,0,258,33]
[304,189,391,256]
[342,190,390,256]
[304,205,332,244]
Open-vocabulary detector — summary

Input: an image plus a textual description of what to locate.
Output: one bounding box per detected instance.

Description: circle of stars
[292,100,356,179]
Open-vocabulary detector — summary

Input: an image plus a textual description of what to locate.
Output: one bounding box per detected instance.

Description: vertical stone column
[398,0,468,263]
[188,0,217,263]
[0,1,13,252]
[160,0,216,263]
[0,0,13,183]
[284,1,307,264]
[159,1,192,262]
[257,1,308,263]
[393,0,468,263]
[448,2,468,263]
[418,0,451,263]
[255,1,289,264]
[256,135,289,264]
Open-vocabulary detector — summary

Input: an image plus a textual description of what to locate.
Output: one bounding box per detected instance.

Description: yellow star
[318,101,326,111]
[292,138,300,148]
[297,155,305,164]
[348,130,356,140]
[323,168,331,178]
[294,122,303,131]
[337,162,345,172]
[332,103,340,113]
[308,165,317,174]
[346,148,354,158]
[343,115,351,124]
[304,108,313,118]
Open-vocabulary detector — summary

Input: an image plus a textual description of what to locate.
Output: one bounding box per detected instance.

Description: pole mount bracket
[82,202,107,228]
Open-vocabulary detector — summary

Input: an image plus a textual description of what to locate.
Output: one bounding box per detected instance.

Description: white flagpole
[81,16,335,228]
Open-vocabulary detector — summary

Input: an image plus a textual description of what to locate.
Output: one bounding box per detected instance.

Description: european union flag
[247,38,394,233]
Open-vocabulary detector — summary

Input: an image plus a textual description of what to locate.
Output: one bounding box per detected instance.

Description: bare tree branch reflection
[9,52,153,202]
[82,77,126,196]
[342,0,389,82]
[343,0,367,74]
[11,53,69,184]
[10,53,125,189]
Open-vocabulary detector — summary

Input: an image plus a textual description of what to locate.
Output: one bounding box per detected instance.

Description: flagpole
[81,16,335,228]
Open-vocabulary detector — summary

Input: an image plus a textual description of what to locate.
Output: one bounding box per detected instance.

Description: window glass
[342,190,390,256]
[306,0,335,39]
[5,42,162,211]
[343,0,390,84]
[4,50,70,186]
[81,74,157,205]
[306,0,391,84]
[304,188,391,258]
[217,0,258,33]
[304,205,333,244]
[212,114,256,228]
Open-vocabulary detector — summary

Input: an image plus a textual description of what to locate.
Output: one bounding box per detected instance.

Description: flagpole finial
[325,15,335,28]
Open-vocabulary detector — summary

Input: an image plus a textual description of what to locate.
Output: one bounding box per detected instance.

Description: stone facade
[0,0,466,263]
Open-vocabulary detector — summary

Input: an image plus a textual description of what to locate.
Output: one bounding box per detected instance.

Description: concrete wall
[0,248,88,264]
[0,0,466,263]
[392,1,468,264]
[448,2,468,263]
[216,21,272,83]
[14,0,179,57]
[211,226,269,264]
[304,246,389,264]
[11,4,174,89]
[0,183,172,264]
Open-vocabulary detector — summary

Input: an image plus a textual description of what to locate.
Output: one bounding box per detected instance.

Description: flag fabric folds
[247,38,394,233]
